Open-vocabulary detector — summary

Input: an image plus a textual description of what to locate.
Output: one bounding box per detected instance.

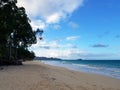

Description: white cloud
[68,21,79,28]
[66,36,80,41]
[46,13,62,24]
[17,0,85,59]
[30,39,119,59]
[33,48,85,59]
[31,39,74,50]
[53,24,61,30]
[17,0,84,28]
[30,38,85,59]
[30,20,46,30]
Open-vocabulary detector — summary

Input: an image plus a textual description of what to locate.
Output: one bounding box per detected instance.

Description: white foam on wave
[41,60,120,79]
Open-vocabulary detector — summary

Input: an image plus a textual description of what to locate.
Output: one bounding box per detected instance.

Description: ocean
[39,60,120,79]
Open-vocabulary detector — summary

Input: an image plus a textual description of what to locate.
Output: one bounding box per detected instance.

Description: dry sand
[0,61,120,90]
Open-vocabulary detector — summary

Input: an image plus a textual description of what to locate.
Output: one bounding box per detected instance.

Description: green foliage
[17,47,35,60]
[0,0,39,65]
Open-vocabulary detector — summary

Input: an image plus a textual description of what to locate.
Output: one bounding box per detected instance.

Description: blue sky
[18,0,120,60]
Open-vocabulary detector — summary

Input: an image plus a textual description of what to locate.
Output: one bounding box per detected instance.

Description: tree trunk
[15,47,17,61]
[8,42,11,61]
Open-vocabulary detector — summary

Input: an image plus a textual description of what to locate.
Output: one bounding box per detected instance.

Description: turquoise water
[40,60,120,79]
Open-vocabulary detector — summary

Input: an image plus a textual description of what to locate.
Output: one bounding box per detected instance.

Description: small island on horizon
[34,57,62,60]
[34,56,83,61]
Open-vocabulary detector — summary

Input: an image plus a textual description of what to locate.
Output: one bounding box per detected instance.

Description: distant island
[76,59,82,60]
[34,57,82,61]
[34,57,62,60]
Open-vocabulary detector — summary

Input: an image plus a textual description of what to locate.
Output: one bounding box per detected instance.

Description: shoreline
[41,60,120,80]
[0,61,120,90]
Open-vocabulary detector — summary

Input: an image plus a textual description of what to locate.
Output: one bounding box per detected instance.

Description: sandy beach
[0,61,120,90]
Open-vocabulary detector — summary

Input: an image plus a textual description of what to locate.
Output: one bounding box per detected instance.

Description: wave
[41,60,120,79]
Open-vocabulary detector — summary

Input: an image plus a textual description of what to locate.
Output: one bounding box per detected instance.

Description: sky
[17,0,120,60]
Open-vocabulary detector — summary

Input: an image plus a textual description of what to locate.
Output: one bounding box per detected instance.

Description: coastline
[41,60,120,79]
[0,61,120,90]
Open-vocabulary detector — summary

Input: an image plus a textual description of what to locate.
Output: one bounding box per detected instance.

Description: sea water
[40,60,120,79]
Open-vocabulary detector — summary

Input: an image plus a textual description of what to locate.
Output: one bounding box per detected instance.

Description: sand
[0,61,120,90]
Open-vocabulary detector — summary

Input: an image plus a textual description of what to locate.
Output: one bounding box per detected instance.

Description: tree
[0,0,41,65]
[0,0,15,60]
[36,28,43,40]
[11,7,37,60]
